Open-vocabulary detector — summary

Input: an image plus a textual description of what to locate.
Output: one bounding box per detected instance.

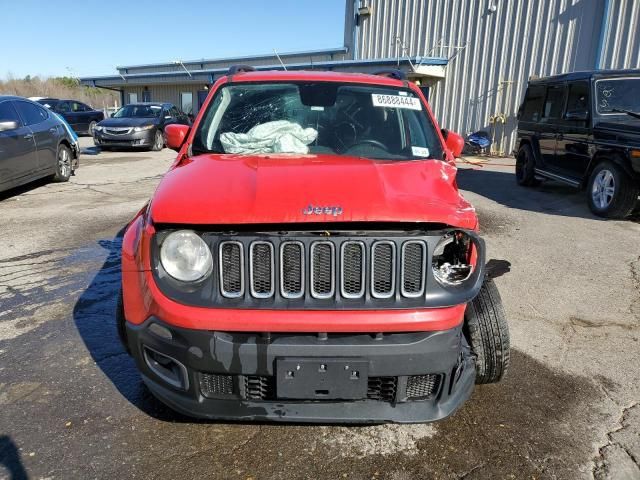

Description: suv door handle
[49,127,58,133]
[23,133,33,140]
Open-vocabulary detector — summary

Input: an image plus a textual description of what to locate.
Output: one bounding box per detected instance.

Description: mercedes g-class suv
[516,70,640,218]
[117,67,510,423]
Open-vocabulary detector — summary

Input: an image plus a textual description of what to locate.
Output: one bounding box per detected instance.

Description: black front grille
[242,375,398,402]
[200,373,234,398]
[244,375,276,400]
[367,376,397,402]
[153,231,486,310]
[406,374,441,400]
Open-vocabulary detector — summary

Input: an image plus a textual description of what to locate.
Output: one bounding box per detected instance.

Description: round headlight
[160,230,213,282]
[432,231,474,286]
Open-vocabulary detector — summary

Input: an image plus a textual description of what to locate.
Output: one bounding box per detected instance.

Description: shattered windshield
[595,78,640,115]
[192,82,443,160]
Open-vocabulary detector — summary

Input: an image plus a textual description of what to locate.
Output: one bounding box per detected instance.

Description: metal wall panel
[350,0,640,154]
[598,0,640,69]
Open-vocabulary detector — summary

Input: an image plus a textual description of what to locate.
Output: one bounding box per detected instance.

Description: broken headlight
[159,230,213,283]
[432,231,475,286]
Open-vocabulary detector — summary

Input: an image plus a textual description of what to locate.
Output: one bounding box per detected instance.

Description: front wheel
[52,144,72,182]
[587,161,639,219]
[151,130,164,151]
[88,121,97,136]
[464,278,510,384]
[515,144,539,186]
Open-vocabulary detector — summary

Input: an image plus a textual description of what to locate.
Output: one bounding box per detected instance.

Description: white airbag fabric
[220,120,318,154]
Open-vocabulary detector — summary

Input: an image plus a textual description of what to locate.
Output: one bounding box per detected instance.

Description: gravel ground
[0,138,638,479]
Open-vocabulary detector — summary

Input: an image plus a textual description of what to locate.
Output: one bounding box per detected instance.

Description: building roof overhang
[80,56,449,88]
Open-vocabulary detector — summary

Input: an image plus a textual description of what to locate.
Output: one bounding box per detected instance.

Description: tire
[464,278,510,384]
[88,121,97,136]
[587,160,639,219]
[151,129,164,151]
[52,144,72,182]
[116,289,130,355]
[515,144,539,186]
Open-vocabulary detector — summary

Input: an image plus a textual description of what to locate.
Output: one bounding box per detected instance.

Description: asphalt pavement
[0,138,638,479]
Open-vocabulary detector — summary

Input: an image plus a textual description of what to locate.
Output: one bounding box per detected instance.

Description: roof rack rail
[372,69,407,81]
[227,65,256,75]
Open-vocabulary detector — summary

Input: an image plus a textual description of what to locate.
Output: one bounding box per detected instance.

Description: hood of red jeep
[150,154,477,229]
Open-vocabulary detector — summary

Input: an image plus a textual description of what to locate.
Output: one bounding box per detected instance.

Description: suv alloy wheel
[587,161,639,218]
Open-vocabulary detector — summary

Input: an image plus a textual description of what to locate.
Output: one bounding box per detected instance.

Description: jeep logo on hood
[302,204,343,217]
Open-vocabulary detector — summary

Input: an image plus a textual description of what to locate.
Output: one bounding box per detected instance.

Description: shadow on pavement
[71,229,183,422]
[81,145,101,155]
[456,167,607,221]
[0,178,50,203]
[0,436,28,480]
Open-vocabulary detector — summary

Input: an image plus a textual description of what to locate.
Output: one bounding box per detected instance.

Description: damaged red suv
[118,67,510,423]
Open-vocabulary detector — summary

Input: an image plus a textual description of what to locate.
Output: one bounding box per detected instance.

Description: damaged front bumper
[125,317,476,423]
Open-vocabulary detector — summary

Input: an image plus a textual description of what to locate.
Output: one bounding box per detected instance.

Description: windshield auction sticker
[372,94,422,110]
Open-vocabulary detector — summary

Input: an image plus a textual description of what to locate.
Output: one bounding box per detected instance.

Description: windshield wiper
[611,108,640,120]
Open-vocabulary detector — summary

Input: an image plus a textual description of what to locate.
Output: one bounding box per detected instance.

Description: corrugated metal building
[81,0,640,154]
[345,0,640,154]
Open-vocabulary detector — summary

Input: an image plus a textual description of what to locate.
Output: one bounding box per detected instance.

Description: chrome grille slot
[401,241,426,297]
[250,241,274,298]
[280,241,304,298]
[219,241,244,298]
[371,241,396,298]
[341,241,365,298]
[310,241,335,299]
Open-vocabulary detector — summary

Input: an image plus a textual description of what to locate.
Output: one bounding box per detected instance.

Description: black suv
[516,70,640,218]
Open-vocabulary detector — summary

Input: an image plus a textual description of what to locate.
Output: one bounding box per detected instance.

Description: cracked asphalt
[0,138,639,479]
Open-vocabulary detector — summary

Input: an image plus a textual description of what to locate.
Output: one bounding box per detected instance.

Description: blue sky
[1,0,346,79]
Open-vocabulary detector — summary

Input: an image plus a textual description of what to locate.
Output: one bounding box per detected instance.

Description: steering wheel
[344,139,388,153]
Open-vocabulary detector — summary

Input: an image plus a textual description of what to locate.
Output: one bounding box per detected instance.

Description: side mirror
[164,124,190,152]
[0,120,19,132]
[564,110,588,121]
[441,129,464,158]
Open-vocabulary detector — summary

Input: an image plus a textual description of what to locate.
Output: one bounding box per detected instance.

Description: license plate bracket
[276,357,369,400]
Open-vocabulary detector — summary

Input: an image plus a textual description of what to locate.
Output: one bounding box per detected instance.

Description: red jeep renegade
[118,67,510,423]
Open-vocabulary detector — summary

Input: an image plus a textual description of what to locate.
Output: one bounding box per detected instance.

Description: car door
[555,81,592,181]
[0,100,37,187]
[537,84,567,171]
[14,101,59,172]
[71,101,90,133]
[56,101,77,132]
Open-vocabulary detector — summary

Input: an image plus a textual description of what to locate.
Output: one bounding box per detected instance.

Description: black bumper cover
[125,317,476,423]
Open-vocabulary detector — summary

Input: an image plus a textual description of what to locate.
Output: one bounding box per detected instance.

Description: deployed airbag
[220,120,318,154]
